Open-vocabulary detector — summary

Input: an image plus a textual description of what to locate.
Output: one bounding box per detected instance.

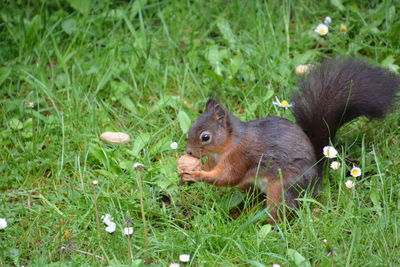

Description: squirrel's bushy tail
[293,58,400,160]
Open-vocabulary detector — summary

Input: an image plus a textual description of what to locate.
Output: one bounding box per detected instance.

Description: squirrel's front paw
[181,170,202,182]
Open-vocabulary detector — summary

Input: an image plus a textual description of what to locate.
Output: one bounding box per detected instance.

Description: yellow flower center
[341,25,347,32]
[351,169,359,176]
[345,181,353,188]
[281,100,289,107]
[318,29,326,35]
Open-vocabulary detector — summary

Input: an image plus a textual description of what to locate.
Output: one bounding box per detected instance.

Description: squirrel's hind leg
[266,168,320,223]
[265,174,305,223]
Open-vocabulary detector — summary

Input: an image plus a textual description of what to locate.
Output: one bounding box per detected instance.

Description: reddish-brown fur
[181,58,400,222]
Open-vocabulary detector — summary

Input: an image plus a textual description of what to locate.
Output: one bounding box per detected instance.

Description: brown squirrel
[179,58,400,222]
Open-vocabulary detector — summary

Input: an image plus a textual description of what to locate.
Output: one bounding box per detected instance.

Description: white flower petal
[133,162,144,170]
[123,227,134,235]
[170,142,178,150]
[272,97,292,109]
[315,24,329,36]
[105,222,116,233]
[101,214,114,226]
[330,161,341,170]
[345,180,354,189]
[179,254,190,262]
[324,16,332,24]
[323,146,338,158]
[350,166,361,177]
[0,218,7,229]
[169,264,180,267]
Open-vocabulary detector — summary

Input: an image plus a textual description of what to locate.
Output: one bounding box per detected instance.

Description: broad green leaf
[222,191,245,210]
[292,50,315,66]
[119,97,136,112]
[131,133,151,156]
[258,224,272,239]
[119,160,134,170]
[23,118,33,128]
[67,0,91,15]
[9,118,23,130]
[89,144,107,165]
[21,131,33,138]
[381,55,399,73]
[263,90,274,102]
[229,53,243,77]
[287,248,311,267]
[0,67,11,86]
[330,0,344,11]
[206,46,228,76]
[9,248,20,266]
[217,18,237,47]
[370,190,383,217]
[177,110,191,134]
[130,0,148,20]
[62,18,76,35]
[247,260,266,267]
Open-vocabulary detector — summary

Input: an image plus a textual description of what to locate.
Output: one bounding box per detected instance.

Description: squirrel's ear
[205,98,218,112]
[214,104,230,128]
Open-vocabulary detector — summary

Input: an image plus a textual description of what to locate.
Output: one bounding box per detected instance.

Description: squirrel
[179,58,400,222]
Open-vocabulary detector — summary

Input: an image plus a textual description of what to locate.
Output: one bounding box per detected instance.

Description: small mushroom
[100,132,130,144]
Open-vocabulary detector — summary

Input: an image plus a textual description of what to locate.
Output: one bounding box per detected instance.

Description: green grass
[1,0,399,266]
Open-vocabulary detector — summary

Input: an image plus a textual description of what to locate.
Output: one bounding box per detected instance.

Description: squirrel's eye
[202,134,210,142]
[200,132,212,143]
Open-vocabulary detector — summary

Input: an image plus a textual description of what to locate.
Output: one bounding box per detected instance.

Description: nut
[177,155,201,174]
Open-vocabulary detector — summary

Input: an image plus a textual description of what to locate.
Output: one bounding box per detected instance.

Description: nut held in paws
[178,155,201,174]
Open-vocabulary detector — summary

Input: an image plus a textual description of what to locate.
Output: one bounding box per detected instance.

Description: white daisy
[340,24,348,33]
[0,218,7,229]
[273,97,293,109]
[169,264,180,267]
[170,142,178,150]
[133,163,144,170]
[92,180,98,185]
[179,254,190,262]
[101,214,114,226]
[105,222,116,233]
[323,146,338,158]
[350,166,361,177]
[324,17,332,24]
[345,180,355,189]
[123,227,134,235]
[330,161,341,170]
[315,24,328,36]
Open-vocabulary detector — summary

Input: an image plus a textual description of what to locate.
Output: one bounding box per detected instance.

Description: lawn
[0,0,399,266]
